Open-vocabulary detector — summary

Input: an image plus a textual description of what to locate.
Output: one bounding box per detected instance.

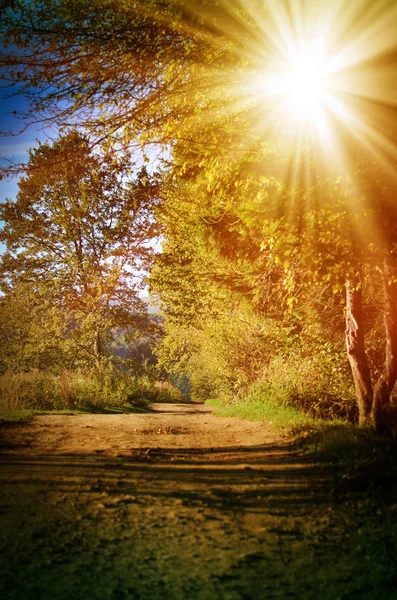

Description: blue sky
[0,89,47,200]
[0,87,47,252]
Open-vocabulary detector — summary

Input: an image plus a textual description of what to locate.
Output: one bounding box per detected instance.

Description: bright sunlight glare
[263,36,333,135]
[241,0,397,174]
[186,0,397,196]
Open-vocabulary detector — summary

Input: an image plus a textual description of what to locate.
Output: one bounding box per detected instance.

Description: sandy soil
[0,402,288,457]
[0,403,393,599]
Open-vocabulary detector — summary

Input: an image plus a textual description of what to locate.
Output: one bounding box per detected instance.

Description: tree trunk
[345,278,373,425]
[371,260,397,428]
[93,330,103,372]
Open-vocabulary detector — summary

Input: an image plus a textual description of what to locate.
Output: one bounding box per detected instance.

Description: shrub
[0,370,63,411]
[0,369,183,412]
[157,305,357,418]
[240,343,357,421]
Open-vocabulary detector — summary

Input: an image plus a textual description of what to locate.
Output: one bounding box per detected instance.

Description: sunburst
[261,35,332,136]
[252,1,397,164]
[159,0,397,215]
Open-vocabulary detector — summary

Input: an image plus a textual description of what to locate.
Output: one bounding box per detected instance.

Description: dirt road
[0,403,394,599]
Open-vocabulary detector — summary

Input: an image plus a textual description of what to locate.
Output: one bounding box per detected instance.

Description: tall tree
[0,0,242,164]
[2,0,397,429]
[0,131,161,370]
[151,123,397,428]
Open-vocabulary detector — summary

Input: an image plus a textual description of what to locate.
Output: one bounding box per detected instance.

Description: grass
[0,405,152,425]
[0,408,42,423]
[206,397,308,428]
[206,396,397,486]
[0,369,184,421]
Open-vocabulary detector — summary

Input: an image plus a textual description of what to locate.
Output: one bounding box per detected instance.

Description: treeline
[0,134,181,410]
[148,145,391,426]
[1,1,397,429]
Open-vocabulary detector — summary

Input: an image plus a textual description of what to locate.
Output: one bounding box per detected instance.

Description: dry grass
[0,370,184,413]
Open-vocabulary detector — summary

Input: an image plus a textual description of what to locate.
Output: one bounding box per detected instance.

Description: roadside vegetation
[1,2,397,463]
[0,369,183,418]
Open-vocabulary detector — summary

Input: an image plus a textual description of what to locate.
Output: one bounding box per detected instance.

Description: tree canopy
[0,131,161,370]
[1,1,397,428]
[0,0,246,162]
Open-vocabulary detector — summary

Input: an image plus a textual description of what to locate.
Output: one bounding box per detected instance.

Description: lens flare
[265,37,329,131]
[173,0,397,198]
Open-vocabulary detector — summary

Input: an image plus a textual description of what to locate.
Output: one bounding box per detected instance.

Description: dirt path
[0,402,289,456]
[0,403,394,599]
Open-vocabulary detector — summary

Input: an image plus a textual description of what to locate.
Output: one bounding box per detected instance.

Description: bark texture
[94,330,103,371]
[371,261,397,427]
[345,279,373,425]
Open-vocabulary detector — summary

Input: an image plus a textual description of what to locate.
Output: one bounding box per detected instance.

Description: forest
[1,1,397,433]
[1,2,397,599]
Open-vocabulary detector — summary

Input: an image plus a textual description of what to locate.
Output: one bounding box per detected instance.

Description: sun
[263,36,332,135]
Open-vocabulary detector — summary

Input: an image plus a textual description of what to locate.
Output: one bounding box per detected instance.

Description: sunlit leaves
[0,132,161,369]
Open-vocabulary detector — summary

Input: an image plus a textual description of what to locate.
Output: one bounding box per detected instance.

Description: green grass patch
[206,397,309,428]
[0,408,41,423]
[203,398,222,408]
[0,405,152,425]
[206,395,397,503]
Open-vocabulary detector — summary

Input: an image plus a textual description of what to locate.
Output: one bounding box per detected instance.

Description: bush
[0,369,184,412]
[237,343,357,421]
[0,370,63,411]
[157,302,358,418]
[157,309,276,403]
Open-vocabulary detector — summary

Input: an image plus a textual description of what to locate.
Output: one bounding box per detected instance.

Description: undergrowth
[0,369,183,414]
[206,391,397,481]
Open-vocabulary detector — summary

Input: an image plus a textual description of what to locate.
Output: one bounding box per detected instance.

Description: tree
[2,0,397,429]
[0,131,161,370]
[0,281,71,372]
[0,0,243,165]
[150,121,397,428]
[149,138,353,410]
[250,160,397,429]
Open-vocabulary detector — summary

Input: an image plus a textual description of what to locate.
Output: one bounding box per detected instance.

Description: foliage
[0,282,73,372]
[0,0,243,162]
[156,289,358,420]
[151,172,357,416]
[203,330,356,421]
[0,369,183,412]
[151,132,397,425]
[111,313,164,375]
[2,1,397,425]
[0,132,161,370]
[156,306,272,402]
[260,343,357,421]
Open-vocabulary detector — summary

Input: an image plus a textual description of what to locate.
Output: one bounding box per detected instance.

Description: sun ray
[163,0,397,248]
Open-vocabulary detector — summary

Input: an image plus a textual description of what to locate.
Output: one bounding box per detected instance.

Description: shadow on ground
[1,441,397,599]
[0,443,331,512]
